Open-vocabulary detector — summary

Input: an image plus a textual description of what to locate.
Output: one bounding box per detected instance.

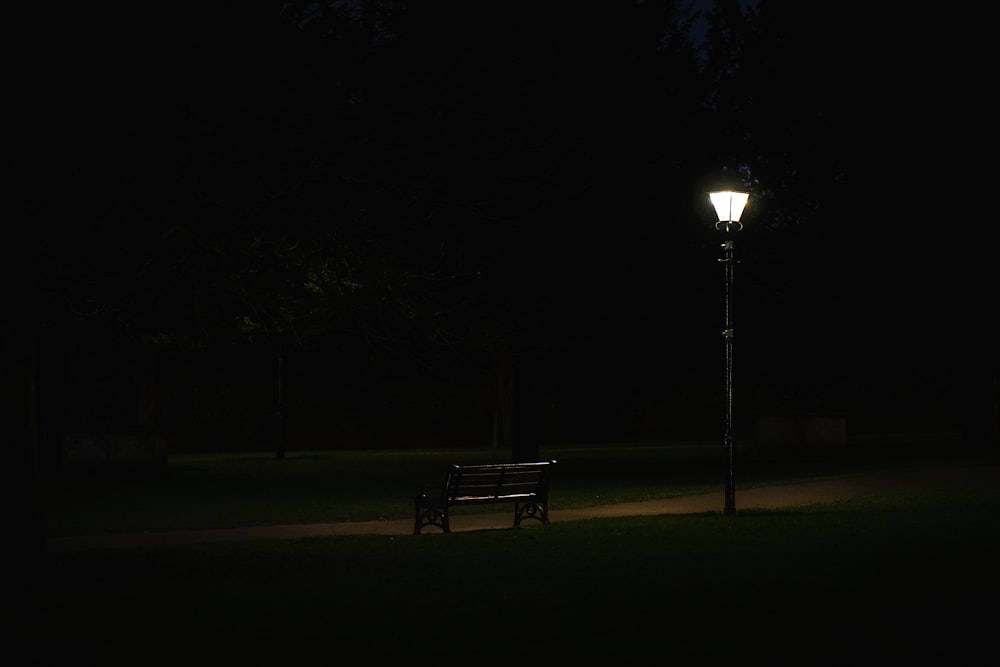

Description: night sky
[8,2,995,455]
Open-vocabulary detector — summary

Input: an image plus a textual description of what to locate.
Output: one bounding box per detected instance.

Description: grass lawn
[40,433,993,535]
[14,435,1000,664]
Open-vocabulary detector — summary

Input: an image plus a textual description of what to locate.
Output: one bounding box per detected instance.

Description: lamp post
[710,190,748,516]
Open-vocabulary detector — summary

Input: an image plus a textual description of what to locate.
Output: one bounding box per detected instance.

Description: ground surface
[46,464,1000,551]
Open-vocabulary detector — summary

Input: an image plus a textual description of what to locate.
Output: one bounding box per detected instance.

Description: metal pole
[721,239,736,515]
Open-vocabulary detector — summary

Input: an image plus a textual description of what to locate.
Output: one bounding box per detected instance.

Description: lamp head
[709,191,749,232]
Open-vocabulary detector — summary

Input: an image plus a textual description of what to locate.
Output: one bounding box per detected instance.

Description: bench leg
[414,505,450,534]
[514,501,548,527]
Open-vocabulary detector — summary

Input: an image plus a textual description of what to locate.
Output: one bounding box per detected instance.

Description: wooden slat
[443,461,552,503]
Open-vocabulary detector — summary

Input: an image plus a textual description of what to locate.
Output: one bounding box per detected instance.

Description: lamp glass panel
[710,191,749,223]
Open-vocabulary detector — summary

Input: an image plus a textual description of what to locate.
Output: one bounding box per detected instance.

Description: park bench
[414,460,557,534]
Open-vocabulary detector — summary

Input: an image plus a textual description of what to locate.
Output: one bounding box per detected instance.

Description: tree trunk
[275,340,285,460]
[511,363,540,462]
[493,342,539,463]
[1,316,45,562]
[494,341,514,454]
[960,346,1000,450]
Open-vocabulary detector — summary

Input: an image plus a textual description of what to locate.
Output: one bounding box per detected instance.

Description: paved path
[46,465,1000,552]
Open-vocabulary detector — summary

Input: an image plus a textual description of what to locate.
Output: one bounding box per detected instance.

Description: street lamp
[710,190,748,516]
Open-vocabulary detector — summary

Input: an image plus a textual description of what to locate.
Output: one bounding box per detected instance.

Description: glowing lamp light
[709,191,749,231]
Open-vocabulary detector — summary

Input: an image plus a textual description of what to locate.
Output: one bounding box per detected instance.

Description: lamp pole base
[724,434,736,516]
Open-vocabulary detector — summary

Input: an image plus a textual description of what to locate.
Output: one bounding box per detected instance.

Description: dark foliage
[6,1,995,476]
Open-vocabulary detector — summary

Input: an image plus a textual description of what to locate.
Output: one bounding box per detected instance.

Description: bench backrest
[444,461,555,502]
